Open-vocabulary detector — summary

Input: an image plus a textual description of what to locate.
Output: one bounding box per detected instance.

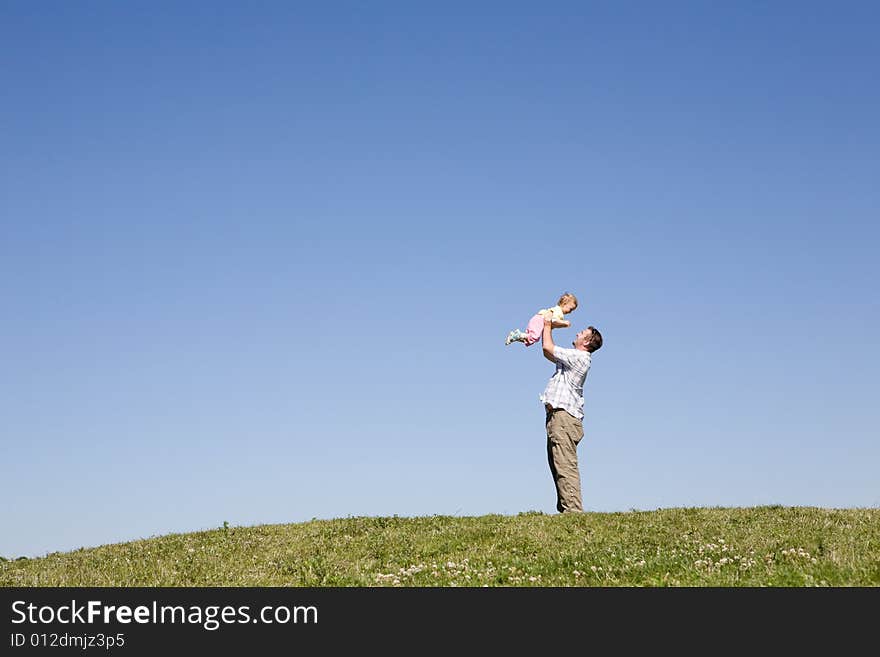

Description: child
[506,292,578,346]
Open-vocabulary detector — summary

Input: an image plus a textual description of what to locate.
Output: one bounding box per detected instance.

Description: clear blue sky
[2,1,878,558]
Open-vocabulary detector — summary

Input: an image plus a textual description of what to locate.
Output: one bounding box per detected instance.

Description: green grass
[2,506,878,586]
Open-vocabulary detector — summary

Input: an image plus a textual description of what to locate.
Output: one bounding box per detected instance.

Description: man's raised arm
[541,317,556,363]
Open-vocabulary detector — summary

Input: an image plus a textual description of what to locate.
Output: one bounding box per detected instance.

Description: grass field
[2,506,878,586]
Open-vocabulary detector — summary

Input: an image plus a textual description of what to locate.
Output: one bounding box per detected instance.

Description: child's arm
[539,308,569,327]
[543,306,570,328]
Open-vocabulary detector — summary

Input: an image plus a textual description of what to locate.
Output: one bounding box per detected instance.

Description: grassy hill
[2,506,878,587]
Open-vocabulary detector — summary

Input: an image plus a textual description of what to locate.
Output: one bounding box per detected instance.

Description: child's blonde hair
[558,292,578,308]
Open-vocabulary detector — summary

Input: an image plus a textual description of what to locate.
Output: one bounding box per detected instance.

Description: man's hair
[584,326,603,353]
[558,292,578,308]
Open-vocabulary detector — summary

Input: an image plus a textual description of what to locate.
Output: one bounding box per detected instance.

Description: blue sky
[2,1,878,558]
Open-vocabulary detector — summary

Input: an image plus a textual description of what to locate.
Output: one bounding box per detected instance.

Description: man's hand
[552,319,571,328]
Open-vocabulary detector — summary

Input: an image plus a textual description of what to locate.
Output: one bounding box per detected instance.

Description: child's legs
[524,314,544,346]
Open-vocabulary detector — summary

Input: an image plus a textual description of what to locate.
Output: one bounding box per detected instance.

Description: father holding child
[539,317,603,513]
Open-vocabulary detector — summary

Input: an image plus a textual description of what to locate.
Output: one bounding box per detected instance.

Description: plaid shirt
[539,346,592,420]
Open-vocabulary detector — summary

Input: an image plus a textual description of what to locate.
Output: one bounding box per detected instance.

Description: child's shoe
[505,329,524,345]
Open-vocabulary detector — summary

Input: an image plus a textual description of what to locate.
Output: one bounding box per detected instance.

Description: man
[540,317,603,513]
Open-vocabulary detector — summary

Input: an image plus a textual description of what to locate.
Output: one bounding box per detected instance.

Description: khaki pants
[545,405,584,513]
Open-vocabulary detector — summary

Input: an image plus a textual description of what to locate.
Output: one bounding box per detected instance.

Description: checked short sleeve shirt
[539,346,592,420]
